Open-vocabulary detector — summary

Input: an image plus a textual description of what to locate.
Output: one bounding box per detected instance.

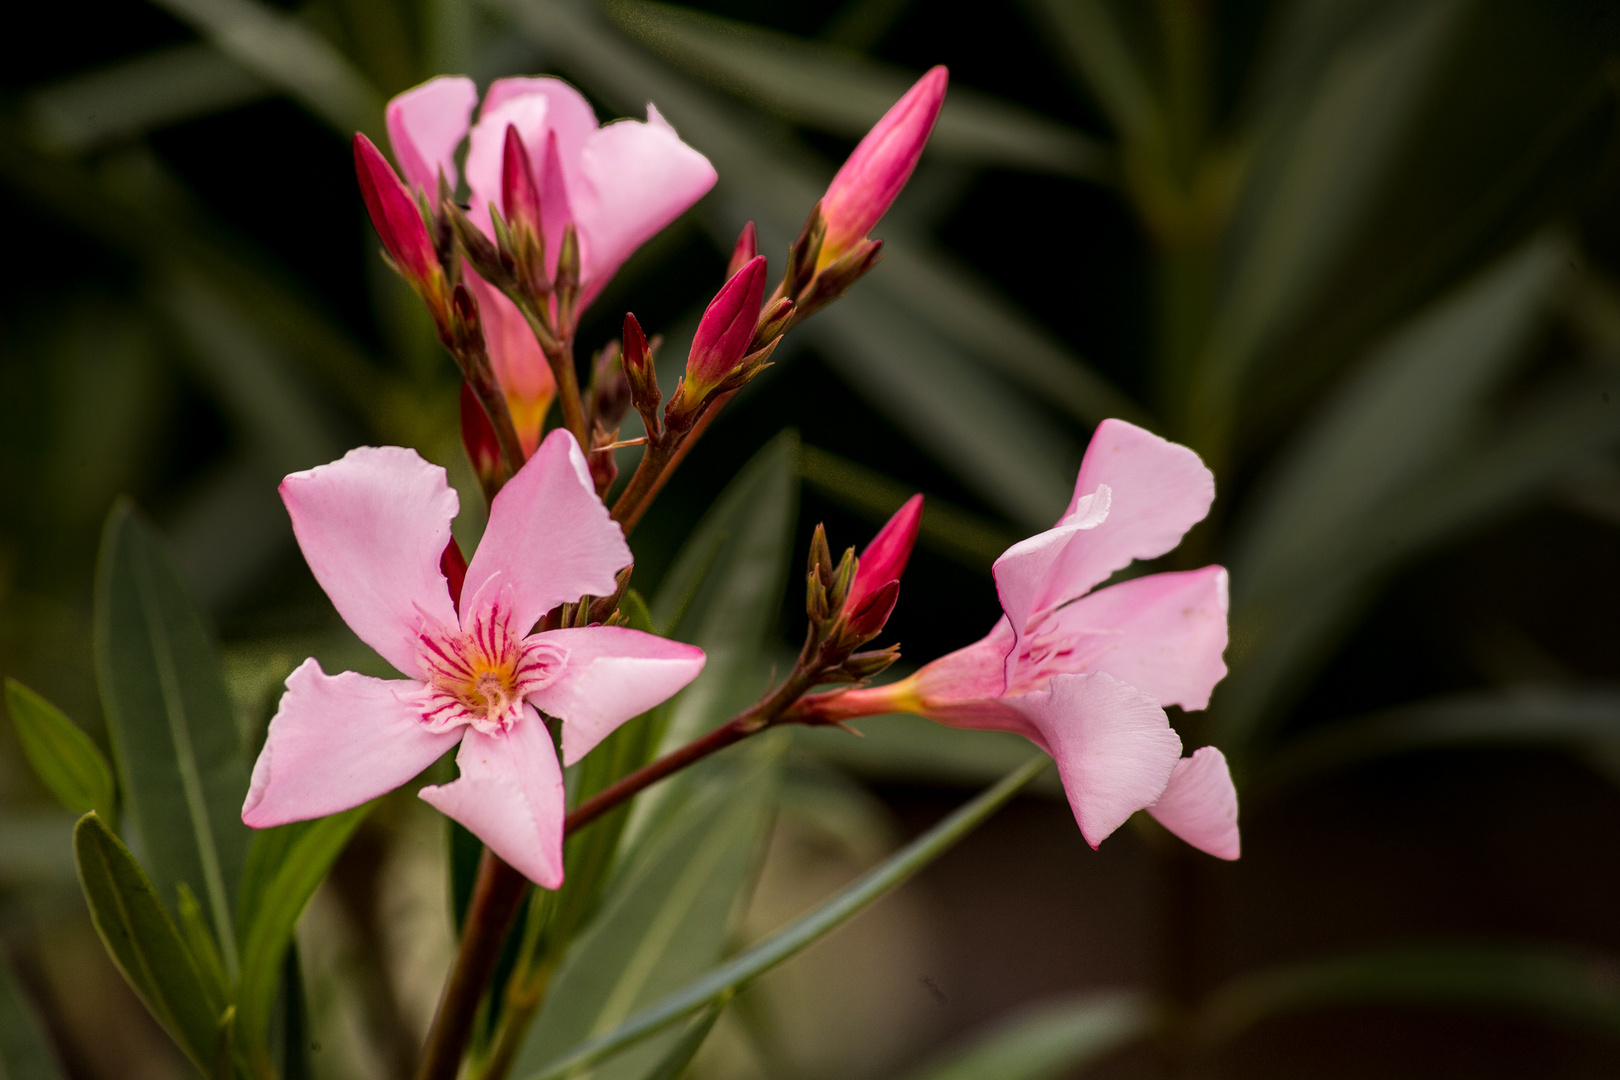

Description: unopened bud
[841,646,900,681]
[685,255,768,394]
[808,523,834,588]
[450,281,482,353]
[441,536,469,613]
[500,124,547,295]
[819,65,947,267]
[555,224,581,315]
[786,204,826,303]
[752,296,795,352]
[622,312,661,434]
[846,494,922,613]
[828,546,857,615]
[807,569,830,624]
[446,201,505,291]
[841,578,900,646]
[587,342,631,430]
[727,221,758,279]
[354,134,443,297]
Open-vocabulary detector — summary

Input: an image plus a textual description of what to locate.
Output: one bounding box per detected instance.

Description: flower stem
[543,337,589,450]
[414,849,531,1080]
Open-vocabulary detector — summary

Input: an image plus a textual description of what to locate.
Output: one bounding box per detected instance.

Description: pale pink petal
[464,271,554,456]
[1048,419,1215,604]
[527,626,706,765]
[1148,746,1240,859]
[992,486,1110,645]
[572,115,717,306]
[419,712,565,888]
[1008,673,1182,849]
[386,76,477,194]
[481,76,598,184]
[242,660,459,827]
[280,446,460,677]
[1040,566,1230,711]
[461,429,629,637]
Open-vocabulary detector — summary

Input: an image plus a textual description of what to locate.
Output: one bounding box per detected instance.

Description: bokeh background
[6,0,1620,1077]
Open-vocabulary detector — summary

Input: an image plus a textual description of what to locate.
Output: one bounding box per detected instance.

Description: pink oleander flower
[384,75,718,455]
[819,66,948,269]
[242,430,706,887]
[817,420,1240,860]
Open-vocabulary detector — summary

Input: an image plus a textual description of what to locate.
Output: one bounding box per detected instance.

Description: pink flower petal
[991,486,1109,680]
[481,76,599,179]
[280,446,460,677]
[461,429,629,638]
[242,660,459,827]
[1049,419,1215,607]
[911,617,1017,704]
[572,114,717,307]
[386,76,477,194]
[1148,746,1240,859]
[464,270,554,456]
[465,93,554,238]
[1040,566,1230,711]
[527,626,706,765]
[419,712,565,887]
[1008,673,1182,849]
[849,494,923,612]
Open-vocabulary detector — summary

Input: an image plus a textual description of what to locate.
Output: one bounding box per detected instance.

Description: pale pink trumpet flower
[383,75,718,454]
[810,421,1240,860]
[242,430,705,887]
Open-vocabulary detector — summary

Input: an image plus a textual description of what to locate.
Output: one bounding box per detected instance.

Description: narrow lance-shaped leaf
[74,813,224,1075]
[5,678,116,826]
[94,501,250,975]
[639,995,729,1080]
[516,755,1051,1080]
[234,807,370,1075]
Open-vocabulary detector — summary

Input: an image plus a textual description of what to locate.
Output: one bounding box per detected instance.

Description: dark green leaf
[516,754,1050,1080]
[74,813,224,1074]
[235,806,369,1074]
[514,737,786,1080]
[1190,944,1620,1048]
[4,678,116,824]
[175,883,230,1005]
[94,501,250,974]
[897,991,1156,1080]
[1018,0,1157,140]
[0,946,65,1080]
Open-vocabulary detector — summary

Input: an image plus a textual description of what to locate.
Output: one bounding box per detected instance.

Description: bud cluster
[798,522,903,690]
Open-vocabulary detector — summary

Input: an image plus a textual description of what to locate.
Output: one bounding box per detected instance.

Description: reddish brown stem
[564,716,759,834]
[414,849,530,1080]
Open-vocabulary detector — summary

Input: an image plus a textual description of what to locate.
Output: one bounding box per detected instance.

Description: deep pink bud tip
[353,133,439,286]
[687,254,768,385]
[821,66,948,259]
[849,494,923,612]
[501,123,542,231]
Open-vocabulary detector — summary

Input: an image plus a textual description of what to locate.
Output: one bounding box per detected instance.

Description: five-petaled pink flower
[242,430,706,887]
[385,75,718,455]
[815,420,1240,860]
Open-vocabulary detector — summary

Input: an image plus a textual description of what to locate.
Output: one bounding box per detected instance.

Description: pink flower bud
[848,494,923,613]
[459,382,502,493]
[843,579,900,645]
[353,133,441,291]
[820,66,947,266]
[686,255,767,389]
[500,123,543,239]
[726,221,758,279]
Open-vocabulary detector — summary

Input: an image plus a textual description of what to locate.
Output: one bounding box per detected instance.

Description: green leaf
[1189,944,1620,1048]
[74,812,225,1074]
[604,1,1114,180]
[94,501,250,975]
[637,995,729,1080]
[175,883,230,1006]
[234,807,369,1074]
[514,737,786,1080]
[1192,0,1460,423]
[798,445,1019,573]
[896,991,1156,1080]
[795,711,1063,797]
[0,946,66,1080]
[651,431,800,750]
[26,44,271,154]
[5,678,116,824]
[1253,686,1620,798]
[145,0,384,139]
[515,754,1050,1080]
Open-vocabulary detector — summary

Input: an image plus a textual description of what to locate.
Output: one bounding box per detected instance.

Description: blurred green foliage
[6,0,1620,1077]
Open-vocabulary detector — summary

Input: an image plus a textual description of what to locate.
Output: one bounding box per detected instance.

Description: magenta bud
[459,382,503,495]
[441,535,469,613]
[726,221,758,280]
[820,66,947,264]
[843,578,900,644]
[686,255,768,390]
[847,494,922,613]
[353,133,441,290]
[501,124,542,239]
